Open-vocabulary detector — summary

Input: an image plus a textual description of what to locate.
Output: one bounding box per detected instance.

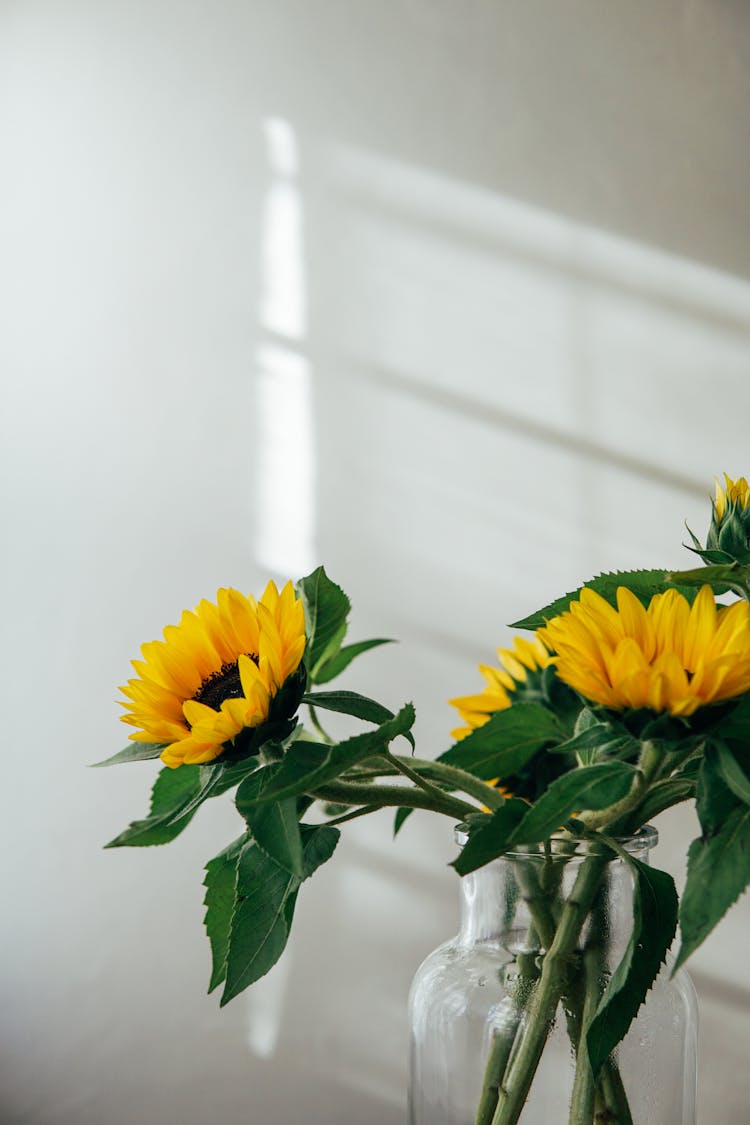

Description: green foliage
[299,823,340,879]
[452,763,635,875]
[706,503,750,565]
[635,778,696,823]
[720,692,750,745]
[675,804,750,970]
[314,638,394,684]
[297,567,351,680]
[586,857,678,1077]
[393,807,413,836]
[302,689,394,725]
[303,689,415,749]
[204,836,248,993]
[221,843,298,1006]
[235,705,416,810]
[105,765,205,847]
[684,521,735,566]
[675,743,750,970]
[510,569,699,631]
[220,824,340,1005]
[710,740,750,807]
[209,755,265,797]
[514,762,636,843]
[238,767,304,877]
[439,703,567,780]
[452,802,530,876]
[106,759,254,848]
[696,745,738,837]
[92,742,167,767]
[548,714,639,766]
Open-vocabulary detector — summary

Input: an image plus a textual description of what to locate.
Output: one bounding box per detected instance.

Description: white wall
[2,3,750,1122]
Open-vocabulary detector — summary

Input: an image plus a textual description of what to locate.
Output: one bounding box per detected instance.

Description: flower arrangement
[101,475,750,1124]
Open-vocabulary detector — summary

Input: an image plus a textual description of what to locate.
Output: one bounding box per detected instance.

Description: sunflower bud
[706,474,750,564]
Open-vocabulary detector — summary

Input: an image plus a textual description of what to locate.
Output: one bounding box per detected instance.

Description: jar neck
[458,827,658,949]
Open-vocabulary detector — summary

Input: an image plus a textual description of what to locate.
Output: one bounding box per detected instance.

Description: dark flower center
[192,655,258,713]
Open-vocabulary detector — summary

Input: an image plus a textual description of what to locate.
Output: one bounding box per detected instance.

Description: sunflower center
[192,655,258,712]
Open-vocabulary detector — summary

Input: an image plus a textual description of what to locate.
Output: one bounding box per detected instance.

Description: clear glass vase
[408,827,697,1125]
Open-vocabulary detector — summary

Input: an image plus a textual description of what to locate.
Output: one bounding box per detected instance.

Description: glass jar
[408,827,697,1125]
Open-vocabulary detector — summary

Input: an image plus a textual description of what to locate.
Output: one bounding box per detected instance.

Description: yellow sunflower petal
[120,581,307,766]
[450,630,550,735]
[547,584,750,716]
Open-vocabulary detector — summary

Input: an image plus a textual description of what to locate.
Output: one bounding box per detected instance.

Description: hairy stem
[383,751,471,811]
[312,780,475,821]
[364,755,505,810]
[490,853,610,1125]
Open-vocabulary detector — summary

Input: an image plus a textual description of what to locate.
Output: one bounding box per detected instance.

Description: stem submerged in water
[489,853,610,1125]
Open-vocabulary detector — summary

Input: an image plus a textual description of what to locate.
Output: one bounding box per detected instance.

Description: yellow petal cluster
[541,585,750,717]
[119,581,306,768]
[450,635,552,740]
[715,473,750,521]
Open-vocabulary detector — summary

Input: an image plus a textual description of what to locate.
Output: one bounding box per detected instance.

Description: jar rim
[454,823,659,858]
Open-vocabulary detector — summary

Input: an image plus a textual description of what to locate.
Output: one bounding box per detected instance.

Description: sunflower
[714,473,750,521]
[450,634,552,740]
[119,581,307,768]
[541,584,750,717]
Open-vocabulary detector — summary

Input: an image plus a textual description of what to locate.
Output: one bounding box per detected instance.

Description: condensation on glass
[409,828,697,1125]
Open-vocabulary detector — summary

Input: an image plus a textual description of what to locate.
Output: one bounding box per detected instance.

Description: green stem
[568,943,600,1123]
[472,857,568,1125]
[311,779,475,821]
[474,911,546,1124]
[600,1061,635,1125]
[383,752,469,812]
[474,1027,522,1125]
[473,854,575,1125]
[578,771,645,832]
[410,758,506,810]
[491,853,609,1125]
[323,804,385,827]
[567,869,635,1125]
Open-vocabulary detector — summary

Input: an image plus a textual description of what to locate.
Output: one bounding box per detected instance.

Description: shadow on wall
[253,116,750,649]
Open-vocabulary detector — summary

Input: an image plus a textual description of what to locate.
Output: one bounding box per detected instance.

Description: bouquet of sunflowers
[101,476,750,1125]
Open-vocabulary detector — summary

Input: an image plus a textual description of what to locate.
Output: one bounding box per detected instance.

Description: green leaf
[514,762,636,843]
[675,804,750,970]
[711,740,750,807]
[302,690,394,725]
[300,823,340,878]
[203,835,248,993]
[174,763,226,823]
[220,824,341,1005]
[296,567,351,678]
[105,764,204,847]
[696,746,738,838]
[438,703,566,780]
[209,756,265,797]
[393,807,413,836]
[510,569,699,631]
[303,689,415,750]
[635,777,695,823]
[547,722,639,765]
[586,858,678,1076]
[91,742,167,767]
[221,844,297,1006]
[451,801,530,876]
[238,767,304,877]
[314,638,395,684]
[720,693,750,746]
[235,705,416,808]
[237,741,329,811]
